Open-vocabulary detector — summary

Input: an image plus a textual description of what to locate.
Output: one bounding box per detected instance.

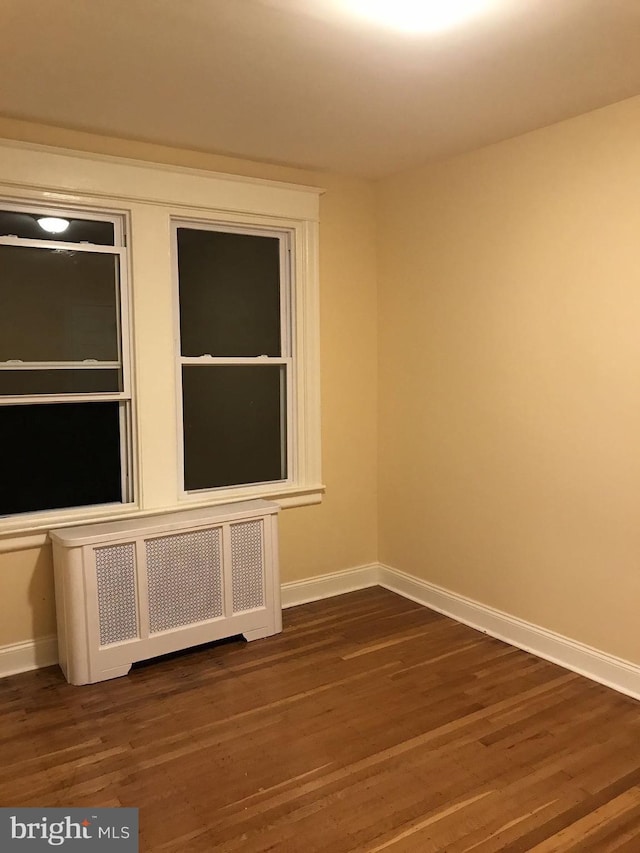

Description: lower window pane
[182,365,286,491]
[0,402,123,516]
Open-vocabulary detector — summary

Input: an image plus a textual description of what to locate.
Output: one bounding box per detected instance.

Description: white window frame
[0,140,323,546]
[0,199,136,519]
[172,218,296,499]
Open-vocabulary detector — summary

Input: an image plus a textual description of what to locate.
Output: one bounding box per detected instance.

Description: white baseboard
[281,563,380,608]
[4,564,640,702]
[281,562,640,701]
[0,634,58,679]
[378,563,640,702]
[1,566,380,679]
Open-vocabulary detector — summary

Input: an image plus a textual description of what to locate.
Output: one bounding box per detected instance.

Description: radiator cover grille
[231,520,265,612]
[146,527,223,633]
[95,542,139,646]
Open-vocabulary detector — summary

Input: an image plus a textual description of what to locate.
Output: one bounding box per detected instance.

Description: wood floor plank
[0,587,639,851]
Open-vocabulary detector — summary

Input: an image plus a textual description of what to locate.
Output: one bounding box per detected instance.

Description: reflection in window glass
[0,210,115,245]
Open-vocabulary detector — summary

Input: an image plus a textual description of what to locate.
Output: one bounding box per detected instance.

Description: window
[0,203,133,518]
[0,139,321,539]
[174,222,292,494]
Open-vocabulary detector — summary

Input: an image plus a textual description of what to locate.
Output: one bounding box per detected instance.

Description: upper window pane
[177,227,281,357]
[0,210,115,245]
[0,245,120,362]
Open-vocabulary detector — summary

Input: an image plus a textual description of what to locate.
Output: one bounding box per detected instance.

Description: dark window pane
[0,210,115,245]
[0,402,123,516]
[177,228,281,357]
[0,245,120,361]
[182,365,286,490]
[0,369,121,395]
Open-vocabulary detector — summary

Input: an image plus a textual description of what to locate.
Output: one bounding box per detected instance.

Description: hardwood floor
[1,587,639,851]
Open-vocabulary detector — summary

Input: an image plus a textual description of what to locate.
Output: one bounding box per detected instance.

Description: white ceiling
[1,0,640,177]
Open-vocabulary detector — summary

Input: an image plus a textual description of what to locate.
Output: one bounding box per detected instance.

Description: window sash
[0,200,123,246]
[172,219,292,359]
[0,236,131,402]
[181,363,289,491]
[0,237,124,254]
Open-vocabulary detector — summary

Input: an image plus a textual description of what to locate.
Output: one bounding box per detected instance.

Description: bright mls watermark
[0,809,138,851]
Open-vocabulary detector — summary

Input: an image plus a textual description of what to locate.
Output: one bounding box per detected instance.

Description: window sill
[0,484,325,553]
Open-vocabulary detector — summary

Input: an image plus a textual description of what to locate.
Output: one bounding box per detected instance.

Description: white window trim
[0,140,323,548]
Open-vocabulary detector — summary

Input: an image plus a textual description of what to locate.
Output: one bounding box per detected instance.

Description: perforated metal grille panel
[231,520,265,612]
[95,543,139,646]
[146,527,223,633]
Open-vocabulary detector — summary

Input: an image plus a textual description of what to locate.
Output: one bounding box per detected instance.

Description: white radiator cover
[50,500,281,685]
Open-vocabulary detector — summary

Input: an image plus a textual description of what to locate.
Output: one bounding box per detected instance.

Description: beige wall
[0,118,378,646]
[378,95,640,663]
